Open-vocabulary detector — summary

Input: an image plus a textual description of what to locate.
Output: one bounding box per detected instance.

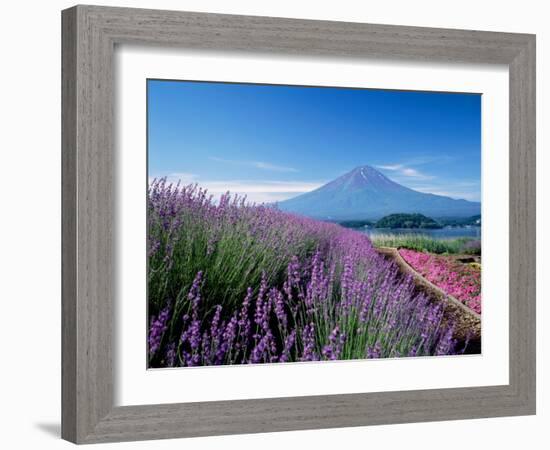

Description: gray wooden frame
[62,4,536,444]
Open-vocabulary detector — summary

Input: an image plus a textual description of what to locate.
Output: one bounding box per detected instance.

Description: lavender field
[147,179,462,368]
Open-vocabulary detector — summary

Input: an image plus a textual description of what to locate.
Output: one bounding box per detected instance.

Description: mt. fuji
[277,165,480,220]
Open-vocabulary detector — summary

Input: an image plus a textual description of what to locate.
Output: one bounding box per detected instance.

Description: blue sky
[148,80,481,203]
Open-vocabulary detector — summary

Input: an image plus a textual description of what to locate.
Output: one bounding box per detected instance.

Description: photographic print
[147,80,482,369]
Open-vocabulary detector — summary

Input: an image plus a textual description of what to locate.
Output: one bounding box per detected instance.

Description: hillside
[277,165,481,220]
[375,213,442,229]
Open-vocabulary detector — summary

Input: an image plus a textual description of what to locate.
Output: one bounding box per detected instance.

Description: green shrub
[371,234,479,255]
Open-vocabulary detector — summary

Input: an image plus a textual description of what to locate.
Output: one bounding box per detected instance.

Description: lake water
[362,226,481,240]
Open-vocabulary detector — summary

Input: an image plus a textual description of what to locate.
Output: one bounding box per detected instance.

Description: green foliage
[436,215,481,227]
[375,213,442,229]
[148,207,318,316]
[371,233,480,255]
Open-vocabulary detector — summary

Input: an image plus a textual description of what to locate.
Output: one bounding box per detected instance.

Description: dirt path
[376,246,481,347]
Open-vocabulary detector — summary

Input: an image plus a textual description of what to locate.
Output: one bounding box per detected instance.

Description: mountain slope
[277,165,480,220]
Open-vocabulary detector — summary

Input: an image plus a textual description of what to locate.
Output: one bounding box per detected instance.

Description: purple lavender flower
[188,320,201,352]
[238,287,253,340]
[254,273,271,331]
[148,303,171,357]
[210,305,223,341]
[300,323,318,362]
[148,180,462,367]
[249,330,274,364]
[219,313,238,364]
[322,326,346,360]
[340,256,354,314]
[367,342,382,359]
[188,271,204,316]
[164,342,177,367]
[270,288,288,329]
[436,324,456,356]
[279,329,296,363]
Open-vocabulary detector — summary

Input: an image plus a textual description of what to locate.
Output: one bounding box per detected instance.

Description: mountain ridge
[277,165,480,220]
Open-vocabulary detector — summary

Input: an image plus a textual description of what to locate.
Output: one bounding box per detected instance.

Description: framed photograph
[62,5,536,444]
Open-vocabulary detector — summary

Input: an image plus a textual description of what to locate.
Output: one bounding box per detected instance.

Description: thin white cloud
[150,175,323,204]
[376,158,479,201]
[401,168,422,177]
[408,184,480,202]
[376,164,404,171]
[253,161,298,172]
[165,172,197,183]
[375,164,434,180]
[198,180,322,194]
[404,155,455,166]
[209,156,298,173]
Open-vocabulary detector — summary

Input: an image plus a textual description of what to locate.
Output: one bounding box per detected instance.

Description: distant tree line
[336,220,375,229]
[335,213,481,230]
[436,215,481,227]
[374,213,442,229]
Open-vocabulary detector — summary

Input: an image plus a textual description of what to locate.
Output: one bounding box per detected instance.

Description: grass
[370,233,481,255]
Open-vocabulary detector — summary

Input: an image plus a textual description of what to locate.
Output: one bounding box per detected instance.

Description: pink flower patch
[399,249,481,314]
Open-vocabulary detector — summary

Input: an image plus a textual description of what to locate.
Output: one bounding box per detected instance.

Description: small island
[375,213,442,229]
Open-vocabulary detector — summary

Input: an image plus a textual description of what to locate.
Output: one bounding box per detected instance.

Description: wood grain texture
[61,7,77,443]
[508,36,536,411]
[61,4,536,444]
